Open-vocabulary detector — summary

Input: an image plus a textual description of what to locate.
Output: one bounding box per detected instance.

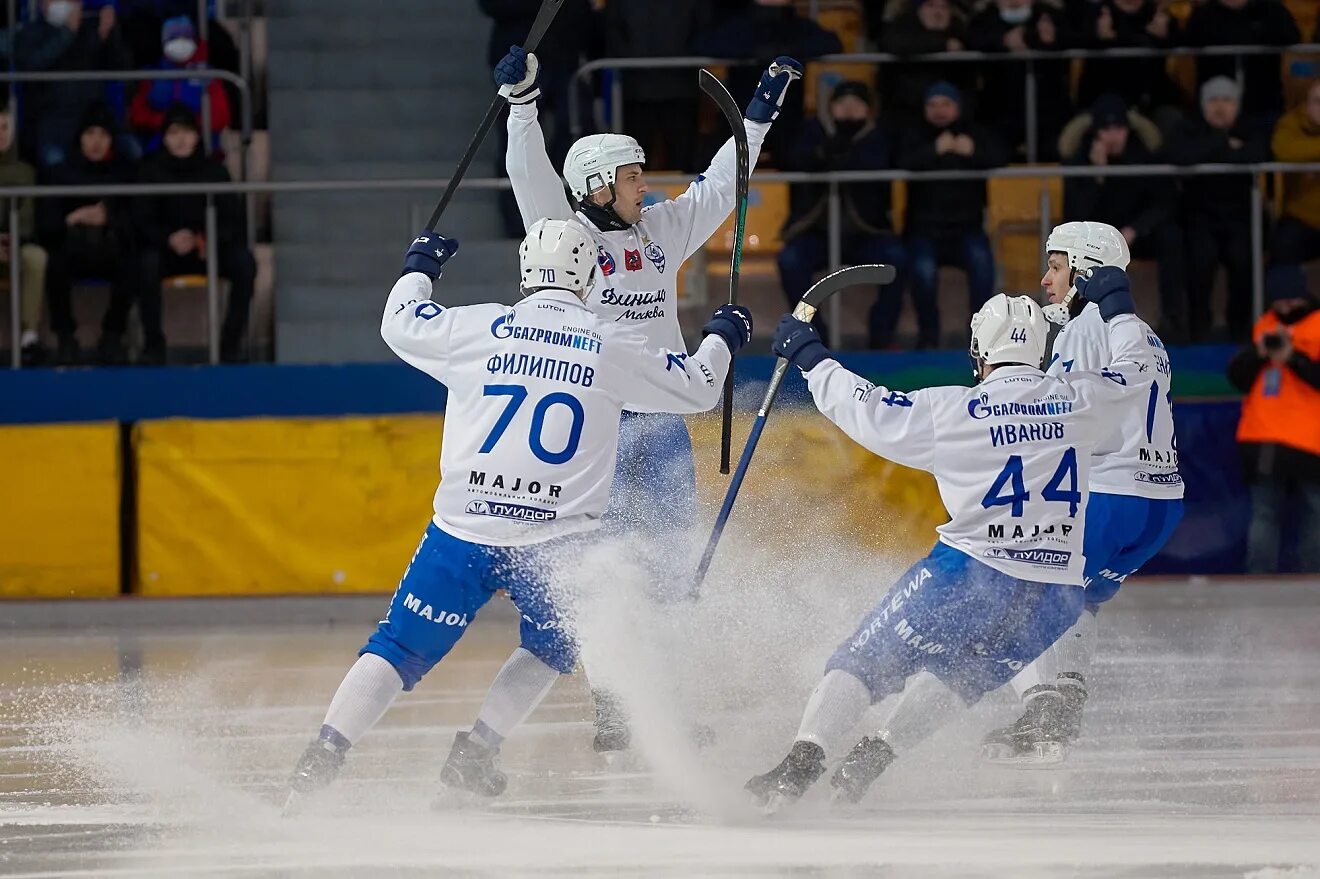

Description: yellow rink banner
[0,422,120,598]
[135,415,443,596]
[133,411,947,597]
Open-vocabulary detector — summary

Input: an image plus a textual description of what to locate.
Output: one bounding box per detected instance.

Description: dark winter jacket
[14,16,133,133]
[1227,299,1320,480]
[963,1,1074,145]
[37,148,137,251]
[1062,122,1174,240]
[134,143,244,250]
[0,141,37,239]
[878,11,973,119]
[1184,0,1301,119]
[1075,0,1183,111]
[480,0,597,71]
[898,117,1008,238]
[605,0,710,103]
[781,118,895,240]
[1167,113,1271,221]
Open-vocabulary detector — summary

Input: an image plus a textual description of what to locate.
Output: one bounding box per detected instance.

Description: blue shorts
[362,523,579,690]
[1082,493,1184,606]
[827,542,1085,705]
[602,411,696,534]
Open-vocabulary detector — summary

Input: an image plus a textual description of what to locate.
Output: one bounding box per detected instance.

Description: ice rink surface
[1,570,1319,878]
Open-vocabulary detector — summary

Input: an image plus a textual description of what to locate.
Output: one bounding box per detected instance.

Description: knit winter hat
[162,103,200,133]
[831,80,873,106]
[1200,76,1242,109]
[924,80,963,106]
[79,102,117,136]
[1266,264,1310,303]
[1090,92,1129,128]
[162,15,196,44]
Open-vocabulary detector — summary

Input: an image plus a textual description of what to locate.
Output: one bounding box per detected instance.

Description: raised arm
[495,47,575,229]
[610,304,751,413]
[380,233,461,381]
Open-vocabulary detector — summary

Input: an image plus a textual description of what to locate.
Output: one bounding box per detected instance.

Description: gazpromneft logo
[984,547,1071,568]
[968,393,1074,420]
[465,500,557,523]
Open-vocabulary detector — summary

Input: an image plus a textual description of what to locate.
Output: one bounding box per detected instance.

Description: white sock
[875,672,963,754]
[795,669,873,760]
[321,653,404,746]
[1031,608,1097,696]
[470,647,561,749]
[1008,659,1044,699]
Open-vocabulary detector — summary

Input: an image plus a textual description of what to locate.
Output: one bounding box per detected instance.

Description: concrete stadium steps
[267,0,504,362]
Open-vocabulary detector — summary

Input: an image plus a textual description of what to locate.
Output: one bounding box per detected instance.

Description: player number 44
[981,447,1081,518]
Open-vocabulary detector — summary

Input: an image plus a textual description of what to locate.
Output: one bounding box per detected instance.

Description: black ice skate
[282,734,348,816]
[744,741,827,813]
[830,735,897,804]
[591,689,631,754]
[439,731,508,797]
[981,684,1075,766]
[1054,672,1089,742]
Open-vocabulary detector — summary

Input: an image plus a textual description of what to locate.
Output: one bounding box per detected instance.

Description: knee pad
[361,628,440,692]
[519,619,577,675]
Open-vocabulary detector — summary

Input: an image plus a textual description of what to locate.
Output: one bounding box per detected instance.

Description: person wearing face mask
[14,0,133,168]
[879,0,974,123]
[1226,265,1320,574]
[965,0,1076,159]
[777,81,907,349]
[128,16,231,155]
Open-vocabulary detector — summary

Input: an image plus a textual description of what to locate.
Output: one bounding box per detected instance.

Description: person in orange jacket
[1226,265,1320,573]
[1269,79,1320,266]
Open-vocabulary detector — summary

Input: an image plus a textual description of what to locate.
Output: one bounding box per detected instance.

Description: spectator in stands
[120,2,243,121]
[135,104,254,364]
[14,0,134,168]
[482,0,598,236]
[0,109,51,367]
[1270,79,1320,266]
[693,0,843,164]
[38,102,138,366]
[128,16,231,155]
[898,81,1005,348]
[1075,0,1183,131]
[1184,0,1300,125]
[1169,77,1269,342]
[1060,92,1188,343]
[964,0,1075,159]
[1226,265,1320,573]
[879,0,973,122]
[777,81,908,349]
[604,0,710,172]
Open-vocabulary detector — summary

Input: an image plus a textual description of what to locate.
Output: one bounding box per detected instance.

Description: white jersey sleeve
[803,359,941,473]
[600,332,731,414]
[381,271,457,381]
[506,103,575,230]
[638,119,770,265]
[1049,304,1182,499]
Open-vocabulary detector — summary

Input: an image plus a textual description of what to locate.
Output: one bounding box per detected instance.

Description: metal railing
[7,161,1319,360]
[570,43,1320,162]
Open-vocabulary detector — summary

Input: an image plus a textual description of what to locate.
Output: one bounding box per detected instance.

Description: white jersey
[804,317,1157,585]
[1048,302,1183,500]
[506,103,768,363]
[381,273,729,546]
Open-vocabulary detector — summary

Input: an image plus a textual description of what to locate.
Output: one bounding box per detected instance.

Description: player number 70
[479,384,585,465]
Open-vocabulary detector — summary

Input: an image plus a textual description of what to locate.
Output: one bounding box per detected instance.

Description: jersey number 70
[479,385,585,465]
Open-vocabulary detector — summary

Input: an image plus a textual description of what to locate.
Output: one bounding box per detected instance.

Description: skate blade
[982,741,1067,767]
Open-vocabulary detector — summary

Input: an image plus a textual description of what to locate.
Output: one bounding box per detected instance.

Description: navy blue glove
[403,232,459,280]
[745,56,804,123]
[494,45,541,105]
[773,314,831,371]
[1074,265,1135,322]
[703,304,753,353]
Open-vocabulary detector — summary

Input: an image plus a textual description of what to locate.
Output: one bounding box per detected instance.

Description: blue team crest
[597,247,617,276]
[644,241,666,274]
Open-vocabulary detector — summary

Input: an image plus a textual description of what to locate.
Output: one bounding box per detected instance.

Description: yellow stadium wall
[0,422,121,598]
[133,412,947,597]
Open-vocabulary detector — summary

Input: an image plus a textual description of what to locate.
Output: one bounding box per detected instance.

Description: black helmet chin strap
[577,182,631,232]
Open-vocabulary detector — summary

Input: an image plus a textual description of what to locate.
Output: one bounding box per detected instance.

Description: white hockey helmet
[1045,221,1131,272]
[1042,221,1130,326]
[563,133,647,202]
[969,293,1049,376]
[519,218,597,297]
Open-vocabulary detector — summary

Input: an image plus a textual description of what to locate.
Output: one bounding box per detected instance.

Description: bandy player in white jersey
[979,221,1185,764]
[744,269,1157,810]
[493,44,801,751]
[284,221,752,805]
